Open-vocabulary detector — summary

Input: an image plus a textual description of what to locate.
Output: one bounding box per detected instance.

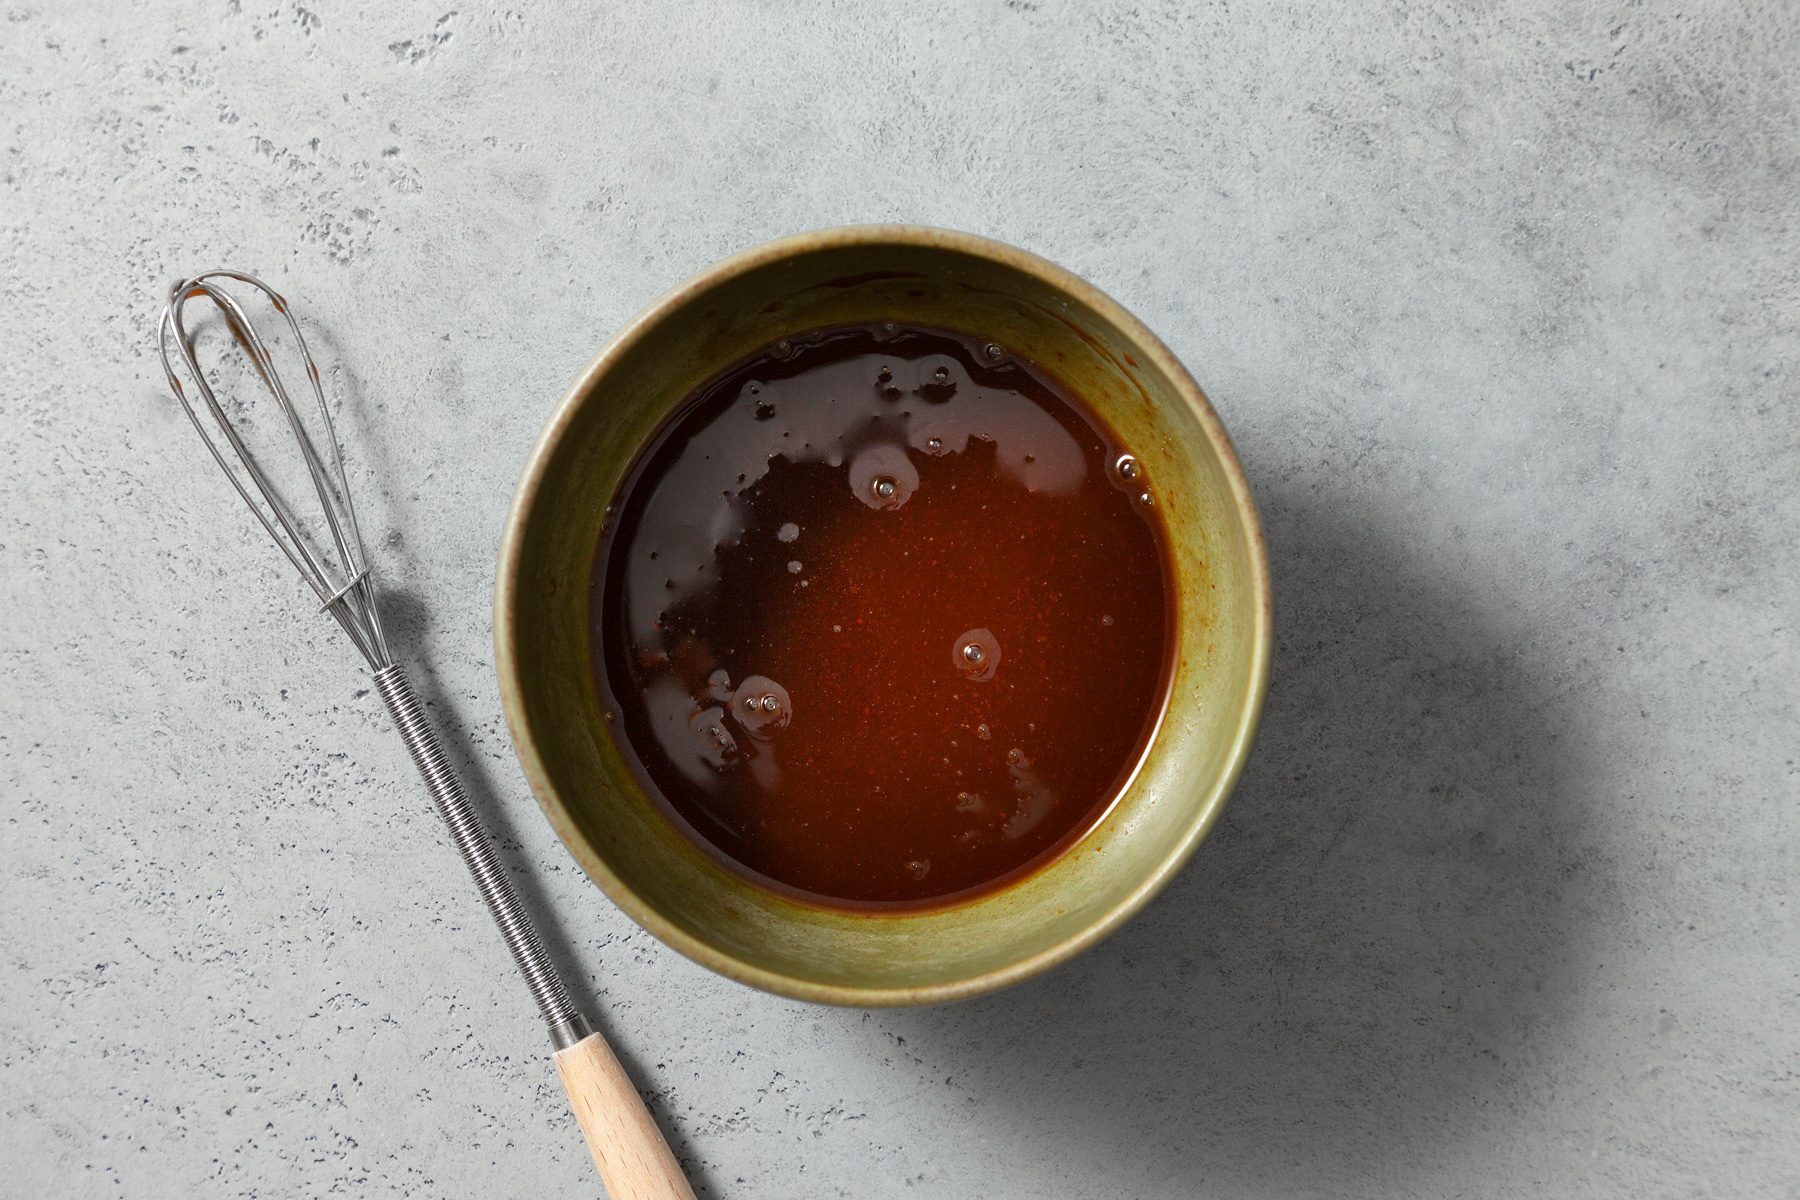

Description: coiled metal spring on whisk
[156,270,591,1051]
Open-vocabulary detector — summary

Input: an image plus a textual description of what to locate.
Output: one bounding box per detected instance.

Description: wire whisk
[158,271,391,670]
[156,271,698,1199]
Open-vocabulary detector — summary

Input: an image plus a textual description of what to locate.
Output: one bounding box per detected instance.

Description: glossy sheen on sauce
[590,323,1173,908]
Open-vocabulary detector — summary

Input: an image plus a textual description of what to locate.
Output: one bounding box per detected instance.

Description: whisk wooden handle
[556,1031,697,1200]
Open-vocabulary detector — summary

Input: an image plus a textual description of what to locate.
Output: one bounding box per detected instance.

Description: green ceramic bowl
[495,226,1271,1005]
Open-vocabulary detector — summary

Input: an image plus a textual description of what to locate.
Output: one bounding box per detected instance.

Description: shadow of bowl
[882,471,1612,1195]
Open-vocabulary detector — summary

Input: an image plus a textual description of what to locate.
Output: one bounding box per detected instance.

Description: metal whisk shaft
[158,270,590,1049]
[372,664,588,1046]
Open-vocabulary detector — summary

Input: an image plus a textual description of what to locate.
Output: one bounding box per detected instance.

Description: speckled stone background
[3,1,1796,1197]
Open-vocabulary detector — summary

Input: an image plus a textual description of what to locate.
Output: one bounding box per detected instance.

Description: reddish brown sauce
[590,323,1173,908]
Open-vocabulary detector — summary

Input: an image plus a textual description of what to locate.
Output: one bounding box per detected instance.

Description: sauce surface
[591,323,1172,907]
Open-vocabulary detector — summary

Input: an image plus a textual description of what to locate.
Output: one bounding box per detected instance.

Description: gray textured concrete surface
[3,1,1797,1196]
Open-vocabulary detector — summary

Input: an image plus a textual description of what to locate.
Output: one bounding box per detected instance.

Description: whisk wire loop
[157,270,389,669]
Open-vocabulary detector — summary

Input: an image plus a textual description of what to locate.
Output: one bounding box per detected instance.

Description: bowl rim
[494,224,1273,1005]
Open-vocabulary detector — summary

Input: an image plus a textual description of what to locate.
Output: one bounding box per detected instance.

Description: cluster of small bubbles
[787,559,802,574]
[777,522,799,543]
[688,707,738,769]
[731,676,791,737]
[850,442,917,509]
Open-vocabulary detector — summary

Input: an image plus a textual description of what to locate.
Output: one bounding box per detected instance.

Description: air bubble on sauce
[731,675,792,739]
[777,522,800,543]
[918,359,958,403]
[954,628,1000,681]
[848,443,918,510]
